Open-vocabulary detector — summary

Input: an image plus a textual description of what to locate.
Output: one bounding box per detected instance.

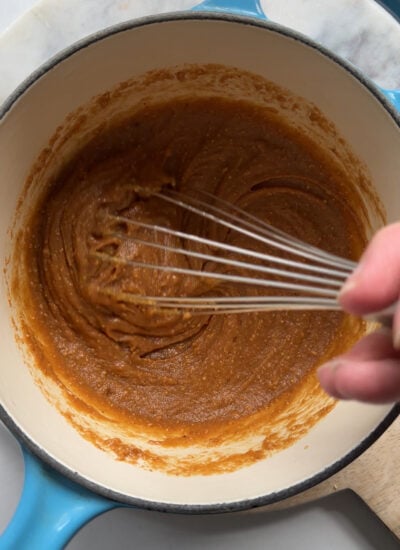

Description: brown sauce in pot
[16,91,367,473]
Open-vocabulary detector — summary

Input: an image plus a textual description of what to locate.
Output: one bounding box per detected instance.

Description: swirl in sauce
[16,93,367,474]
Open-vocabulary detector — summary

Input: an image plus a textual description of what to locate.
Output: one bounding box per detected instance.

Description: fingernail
[339,278,357,297]
[318,360,339,376]
[317,361,349,400]
[339,271,362,298]
[339,263,363,298]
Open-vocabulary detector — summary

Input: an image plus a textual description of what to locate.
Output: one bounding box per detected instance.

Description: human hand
[318,223,400,403]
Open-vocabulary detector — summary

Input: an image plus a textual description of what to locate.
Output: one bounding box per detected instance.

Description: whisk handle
[364,302,398,329]
[192,0,267,19]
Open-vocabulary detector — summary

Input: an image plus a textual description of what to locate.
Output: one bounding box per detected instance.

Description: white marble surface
[0,0,35,33]
[268,0,400,88]
[0,0,399,548]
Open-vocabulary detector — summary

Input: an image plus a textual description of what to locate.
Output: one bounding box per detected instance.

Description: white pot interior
[0,17,399,507]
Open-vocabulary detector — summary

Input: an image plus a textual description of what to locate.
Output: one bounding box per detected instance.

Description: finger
[342,330,400,361]
[318,358,400,403]
[318,331,400,403]
[339,222,400,315]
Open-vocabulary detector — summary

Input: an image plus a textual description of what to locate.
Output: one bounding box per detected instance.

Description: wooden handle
[267,417,400,538]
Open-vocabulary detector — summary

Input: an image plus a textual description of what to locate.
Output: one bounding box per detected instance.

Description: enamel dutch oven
[0,0,399,548]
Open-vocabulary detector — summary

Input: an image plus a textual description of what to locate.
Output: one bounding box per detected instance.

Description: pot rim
[1,11,399,513]
[1,11,400,124]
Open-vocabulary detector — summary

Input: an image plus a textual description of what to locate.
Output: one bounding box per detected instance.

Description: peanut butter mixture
[17,95,367,471]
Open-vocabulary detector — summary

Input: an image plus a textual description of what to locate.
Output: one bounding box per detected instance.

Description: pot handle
[192,1,400,116]
[192,0,268,19]
[0,449,117,550]
[380,88,400,112]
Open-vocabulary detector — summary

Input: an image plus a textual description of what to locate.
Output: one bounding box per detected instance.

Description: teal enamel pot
[0,1,399,548]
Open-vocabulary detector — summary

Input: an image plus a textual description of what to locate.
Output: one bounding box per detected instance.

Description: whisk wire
[94,251,339,298]
[108,219,346,287]
[93,189,362,315]
[99,287,340,315]
[110,213,350,280]
[108,233,343,288]
[195,190,356,269]
[153,190,356,272]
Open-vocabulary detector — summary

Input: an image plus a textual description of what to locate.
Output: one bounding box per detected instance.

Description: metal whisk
[93,188,394,325]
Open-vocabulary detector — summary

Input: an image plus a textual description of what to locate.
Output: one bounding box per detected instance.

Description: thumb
[339,222,400,315]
